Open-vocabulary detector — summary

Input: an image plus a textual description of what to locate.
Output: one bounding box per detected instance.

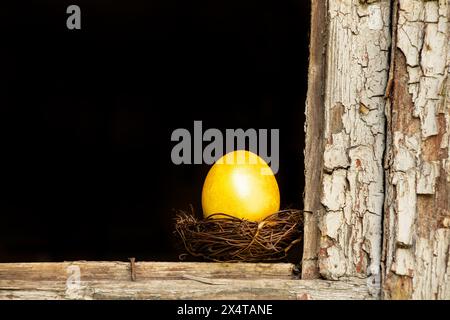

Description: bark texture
[0,262,374,300]
[317,0,391,295]
[383,0,450,300]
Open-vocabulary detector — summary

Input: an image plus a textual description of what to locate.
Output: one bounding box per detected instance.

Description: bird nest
[175,209,303,262]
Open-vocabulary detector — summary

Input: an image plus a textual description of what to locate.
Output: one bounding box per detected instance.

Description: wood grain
[383,0,450,300]
[317,1,390,294]
[302,0,327,280]
[0,261,375,300]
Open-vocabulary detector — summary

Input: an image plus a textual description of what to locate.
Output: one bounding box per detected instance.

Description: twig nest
[175,209,303,262]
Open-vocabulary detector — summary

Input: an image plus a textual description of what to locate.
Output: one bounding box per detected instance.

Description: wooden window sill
[0,261,374,300]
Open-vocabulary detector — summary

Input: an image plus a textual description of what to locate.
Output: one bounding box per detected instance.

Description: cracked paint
[383,0,450,300]
[319,0,391,293]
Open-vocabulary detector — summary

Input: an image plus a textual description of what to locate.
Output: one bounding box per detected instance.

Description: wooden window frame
[0,1,375,301]
[2,0,450,300]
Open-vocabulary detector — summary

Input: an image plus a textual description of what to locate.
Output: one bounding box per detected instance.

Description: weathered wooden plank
[302,0,327,280]
[0,262,375,300]
[0,279,374,300]
[0,261,297,281]
[318,0,391,293]
[383,0,450,300]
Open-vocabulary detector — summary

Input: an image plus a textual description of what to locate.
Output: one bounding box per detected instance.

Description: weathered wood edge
[302,0,327,280]
[0,261,375,300]
[382,0,450,300]
[0,261,298,281]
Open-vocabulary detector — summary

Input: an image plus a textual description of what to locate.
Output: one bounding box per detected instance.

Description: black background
[1,0,310,262]
[1,300,430,319]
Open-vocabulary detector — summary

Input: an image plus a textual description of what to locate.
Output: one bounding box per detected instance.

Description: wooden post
[302,0,327,280]
[304,1,391,297]
[383,0,450,300]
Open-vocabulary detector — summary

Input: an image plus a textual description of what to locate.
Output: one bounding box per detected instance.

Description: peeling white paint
[319,243,347,280]
[384,0,450,300]
[321,170,347,212]
[324,132,350,171]
[369,5,384,30]
[393,169,417,246]
[397,0,448,139]
[412,230,450,299]
[416,161,440,194]
[323,211,344,240]
[320,0,390,287]
[391,248,415,276]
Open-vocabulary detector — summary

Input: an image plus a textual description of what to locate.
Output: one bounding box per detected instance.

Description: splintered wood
[383,0,450,300]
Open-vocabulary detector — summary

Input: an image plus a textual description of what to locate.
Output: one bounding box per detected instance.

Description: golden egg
[202,150,280,222]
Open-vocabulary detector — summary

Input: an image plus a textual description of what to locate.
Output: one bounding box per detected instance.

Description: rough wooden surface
[302,0,327,280]
[0,261,297,282]
[383,0,450,300]
[0,261,375,300]
[318,0,391,294]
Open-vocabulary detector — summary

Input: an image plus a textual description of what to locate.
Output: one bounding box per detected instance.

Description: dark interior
[1,0,310,262]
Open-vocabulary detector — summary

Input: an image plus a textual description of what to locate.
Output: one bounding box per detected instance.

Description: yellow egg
[202,150,280,222]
